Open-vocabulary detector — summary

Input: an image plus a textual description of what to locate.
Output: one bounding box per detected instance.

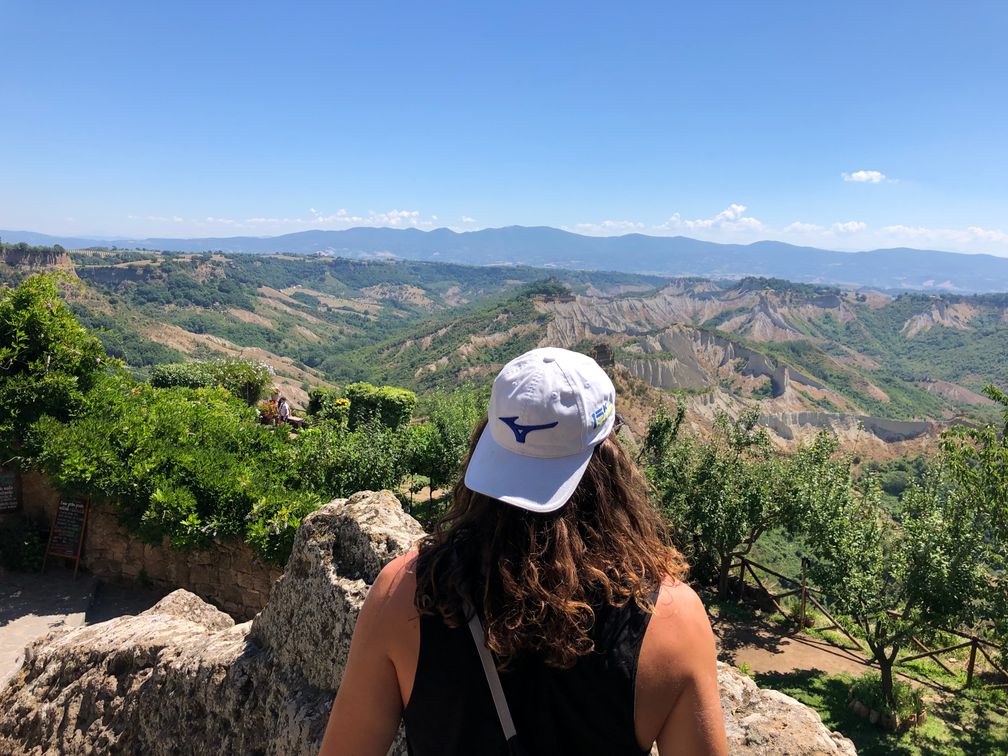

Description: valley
[3,244,1006,458]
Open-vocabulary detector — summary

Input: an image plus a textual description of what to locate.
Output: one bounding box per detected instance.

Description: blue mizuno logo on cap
[499,416,558,444]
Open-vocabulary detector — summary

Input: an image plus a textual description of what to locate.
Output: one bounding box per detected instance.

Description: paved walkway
[0,569,166,691]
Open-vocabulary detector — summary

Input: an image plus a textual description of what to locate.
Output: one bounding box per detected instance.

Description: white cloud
[842,170,888,183]
[880,224,1008,247]
[150,208,440,233]
[783,221,826,234]
[460,216,477,224]
[571,219,646,235]
[831,221,867,234]
[654,203,765,234]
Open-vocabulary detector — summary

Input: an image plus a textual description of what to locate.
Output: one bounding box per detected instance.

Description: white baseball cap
[464,347,617,513]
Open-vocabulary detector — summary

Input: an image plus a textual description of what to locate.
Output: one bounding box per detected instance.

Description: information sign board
[0,469,18,513]
[43,498,89,577]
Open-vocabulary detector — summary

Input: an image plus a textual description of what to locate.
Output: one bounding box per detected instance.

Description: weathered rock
[0,490,856,755]
[250,489,426,690]
[717,663,856,755]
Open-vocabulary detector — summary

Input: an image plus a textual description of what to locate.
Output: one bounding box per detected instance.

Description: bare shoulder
[636,579,721,748]
[369,549,419,617]
[651,579,711,632]
[640,579,717,682]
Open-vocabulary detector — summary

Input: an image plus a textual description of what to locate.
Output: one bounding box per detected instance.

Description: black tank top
[403,597,654,756]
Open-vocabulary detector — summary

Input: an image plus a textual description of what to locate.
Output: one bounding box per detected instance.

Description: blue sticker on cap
[590,401,613,429]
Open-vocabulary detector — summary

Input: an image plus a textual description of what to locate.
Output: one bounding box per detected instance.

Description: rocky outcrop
[717,663,856,755]
[760,411,933,443]
[249,489,425,691]
[0,490,856,755]
[900,300,976,338]
[622,324,824,396]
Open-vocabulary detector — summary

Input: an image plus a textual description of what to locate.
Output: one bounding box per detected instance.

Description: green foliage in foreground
[28,373,316,559]
[0,274,106,451]
[150,358,272,405]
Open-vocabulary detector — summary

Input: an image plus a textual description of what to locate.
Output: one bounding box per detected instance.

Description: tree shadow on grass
[753,669,968,756]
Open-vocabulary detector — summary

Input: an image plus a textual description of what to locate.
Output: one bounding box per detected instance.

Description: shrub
[293,418,411,497]
[343,382,417,430]
[306,387,350,427]
[28,373,305,563]
[150,358,271,405]
[150,362,214,390]
[849,671,924,718]
[245,490,323,566]
[0,274,106,451]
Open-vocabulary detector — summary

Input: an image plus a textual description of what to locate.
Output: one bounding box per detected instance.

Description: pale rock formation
[0,490,856,755]
[717,662,856,755]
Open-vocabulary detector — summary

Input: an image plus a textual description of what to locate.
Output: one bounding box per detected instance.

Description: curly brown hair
[415,416,688,669]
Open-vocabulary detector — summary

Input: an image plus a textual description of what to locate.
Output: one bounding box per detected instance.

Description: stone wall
[83,503,282,620]
[19,473,280,620]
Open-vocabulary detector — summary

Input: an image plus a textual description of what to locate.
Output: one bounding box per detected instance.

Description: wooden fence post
[800,557,808,626]
[738,557,746,599]
[967,637,978,687]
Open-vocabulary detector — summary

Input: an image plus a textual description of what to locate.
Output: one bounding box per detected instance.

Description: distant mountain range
[4,225,1008,293]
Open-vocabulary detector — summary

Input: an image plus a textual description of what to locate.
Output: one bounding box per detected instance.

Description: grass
[754,668,1008,755]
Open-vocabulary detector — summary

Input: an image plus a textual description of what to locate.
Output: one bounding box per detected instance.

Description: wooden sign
[0,468,19,513]
[43,498,89,578]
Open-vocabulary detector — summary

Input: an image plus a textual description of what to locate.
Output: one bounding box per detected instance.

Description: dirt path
[714,614,871,677]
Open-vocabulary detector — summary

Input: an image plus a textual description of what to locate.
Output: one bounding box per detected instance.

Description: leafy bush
[150,358,271,405]
[408,387,484,496]
[306,386,350,426]
[343,382,417,430]
[150,362,215,390]
[849,671,924,718]
[28,372,309,563]
[292,419,411,497]
[245,490,323,565]
[0,274,106,451]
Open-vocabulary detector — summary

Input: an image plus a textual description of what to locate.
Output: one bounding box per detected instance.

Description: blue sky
[2,1,1006,254]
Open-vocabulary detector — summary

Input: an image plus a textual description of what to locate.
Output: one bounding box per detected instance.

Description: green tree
[407,388,483,502]
[293,419,411,499]
[644,405,855,598]
[805,468,992,706]
[937,384,1008,654]
[343,382,417,430]
[0,274,106,452]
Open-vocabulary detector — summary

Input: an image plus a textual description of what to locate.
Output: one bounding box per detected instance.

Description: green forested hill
[2,246,1007,428]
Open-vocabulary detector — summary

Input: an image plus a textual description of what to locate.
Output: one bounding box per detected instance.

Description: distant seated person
[277,395,305,429]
